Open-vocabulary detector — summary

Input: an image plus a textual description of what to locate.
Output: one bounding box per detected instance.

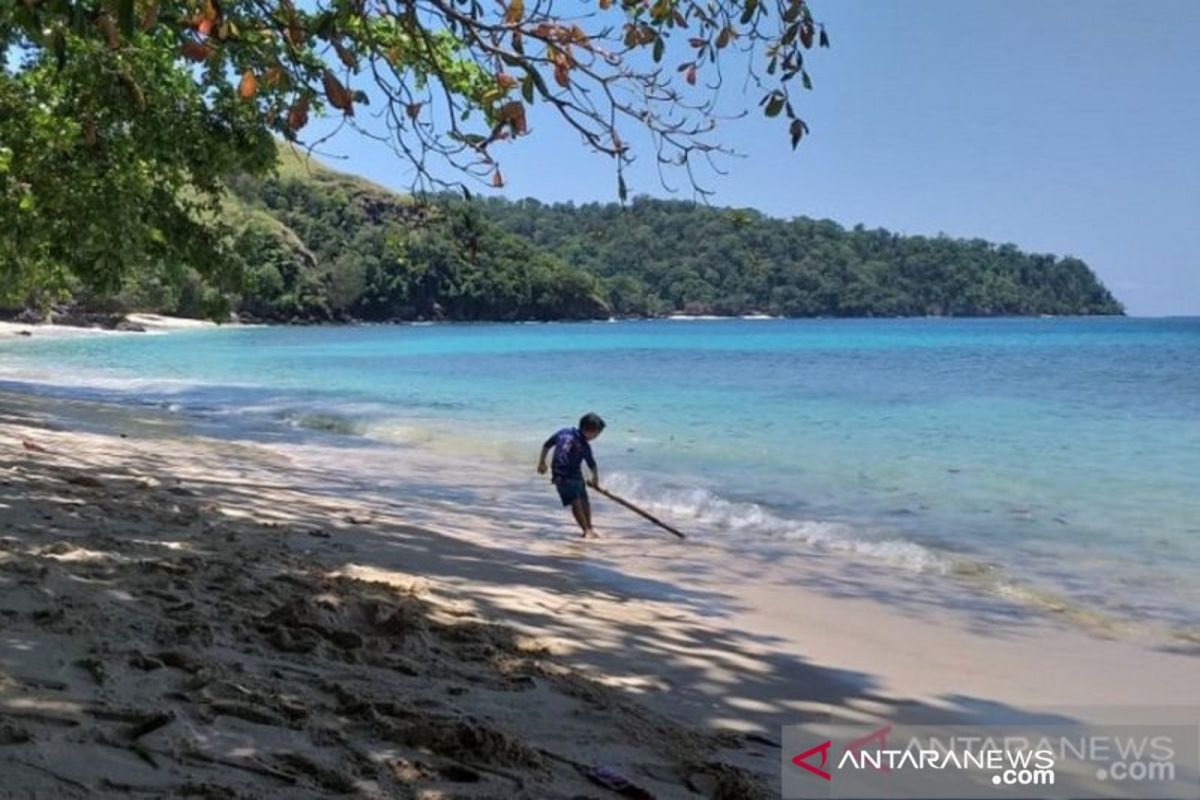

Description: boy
[537,413,605,538]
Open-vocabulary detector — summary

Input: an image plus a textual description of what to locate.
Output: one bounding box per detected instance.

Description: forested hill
[474,197,1123,318]
[115,154,1122,323]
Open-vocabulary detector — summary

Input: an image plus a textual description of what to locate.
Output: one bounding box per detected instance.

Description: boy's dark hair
[579,412,606,433]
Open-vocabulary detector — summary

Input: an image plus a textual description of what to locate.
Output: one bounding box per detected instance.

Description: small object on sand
[744,732,781,748]
[127,711,174,741]
[21,438,48,453]
[66,473,104,488]
[583,764,656,799]
[592,486,686,539]
[76,656,107,685]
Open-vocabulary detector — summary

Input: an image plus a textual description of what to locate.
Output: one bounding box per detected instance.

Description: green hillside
[113,152,1123,322]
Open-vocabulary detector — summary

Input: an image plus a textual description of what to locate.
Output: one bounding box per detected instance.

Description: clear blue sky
[309,0,1200,316]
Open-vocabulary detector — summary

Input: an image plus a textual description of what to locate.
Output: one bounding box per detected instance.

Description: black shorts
[554,477,588,506]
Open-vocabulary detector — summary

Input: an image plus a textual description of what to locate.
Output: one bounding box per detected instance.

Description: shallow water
[3,317,1198,634]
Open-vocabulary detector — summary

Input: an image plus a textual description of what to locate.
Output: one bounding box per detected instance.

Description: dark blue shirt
[543,427,596,480]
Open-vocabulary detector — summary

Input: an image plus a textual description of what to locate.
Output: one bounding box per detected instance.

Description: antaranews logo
[781,716,1200,800]
[789,724,1056,788]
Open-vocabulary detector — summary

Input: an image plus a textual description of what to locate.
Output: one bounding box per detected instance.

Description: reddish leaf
[287,96,310,130]
[789,118,808,149]
[800,22,814,48]
[180,41,211,62]
[322,70,354,115]
[405,102,422,120]
[491,169,504,188]
[238,70,258,100]
[503,0,524,25]
[496,72,518,90]
[335,42,358,69]
[140,3,159,31]
[554,63,570,89]
[496,101,527,135]
[96,14,120,49]
[685,65,697,85]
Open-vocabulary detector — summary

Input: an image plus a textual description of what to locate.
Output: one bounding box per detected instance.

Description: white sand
[123,314,219,330]
[0,314,219,340]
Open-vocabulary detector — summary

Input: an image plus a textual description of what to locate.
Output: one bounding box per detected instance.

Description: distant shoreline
[2,309,1132,338]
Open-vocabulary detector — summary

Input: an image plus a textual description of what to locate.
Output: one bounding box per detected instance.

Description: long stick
[593,486,686,539]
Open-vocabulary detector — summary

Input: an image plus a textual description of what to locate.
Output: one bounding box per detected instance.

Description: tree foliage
[2,0,830,300]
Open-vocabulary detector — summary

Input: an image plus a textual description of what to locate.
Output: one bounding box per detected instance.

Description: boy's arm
[537,435,555,475]
[585,449,599,488]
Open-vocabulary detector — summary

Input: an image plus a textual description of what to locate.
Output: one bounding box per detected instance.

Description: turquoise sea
[3,317,1199,635]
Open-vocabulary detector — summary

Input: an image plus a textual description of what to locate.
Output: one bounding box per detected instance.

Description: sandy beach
[1,384,1197,798]
[0,314,219,340]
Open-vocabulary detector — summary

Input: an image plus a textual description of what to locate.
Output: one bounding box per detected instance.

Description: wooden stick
[592,486,686,539]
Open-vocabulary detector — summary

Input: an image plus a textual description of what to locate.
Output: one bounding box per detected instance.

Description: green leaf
[653,36,664,62]
[765,93,784,117]
[819,28,830,47]
[117,0,135,37]
[52,31,67,70]
[790,118,808,148]
[72,3,88,34]
[739,0,758,25]
[521,73,535,104]
[801,70,812,90]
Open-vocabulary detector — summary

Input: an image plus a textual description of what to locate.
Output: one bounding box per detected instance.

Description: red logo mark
[792,740,833,781]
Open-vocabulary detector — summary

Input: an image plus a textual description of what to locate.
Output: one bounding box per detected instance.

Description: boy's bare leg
[569,500,590,537]
[581,497,596,537]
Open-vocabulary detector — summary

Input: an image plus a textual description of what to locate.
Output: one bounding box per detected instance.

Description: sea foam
[603,472,952,572]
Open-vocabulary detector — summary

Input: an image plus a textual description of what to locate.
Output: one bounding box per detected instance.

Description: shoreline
[3,354,1196,652]
[2,310,1137,342]
[2,387,1197,796]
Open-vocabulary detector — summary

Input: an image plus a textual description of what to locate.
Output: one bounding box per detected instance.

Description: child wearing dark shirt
[537,412,606,538]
